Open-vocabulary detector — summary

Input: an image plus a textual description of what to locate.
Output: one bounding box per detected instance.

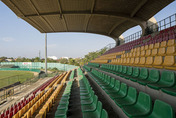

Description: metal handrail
[124,13,176,43]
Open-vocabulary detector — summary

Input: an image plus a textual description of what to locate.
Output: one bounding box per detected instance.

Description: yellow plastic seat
[158,47,166,56]
[151,49,158,56]
[140,50,145,57]
[145,45,149,50]
[160,41,167,48]
[154,42,160,49]
[166,46,176,55]
[134,57,140,66]
[120,58,123,64]
[163,56,176,70]
[145,50,151,57]
[134,48,137,52]
[131,48,134,53]
[141,46,145,51]
[126,53,129,58]
[132,52,136,57]
[167,39,175,46]
[137,47,140,52]
[139,57,146,67]
[149,44,154,49]
[121,54,124,58]
[145,56,153,68]
[153,56,163,68]
[123,54,126,58]
[126,58,130,65]
[129,53,132,58]
[123,58,127,65]
[130,58,135,65]
[136,51,140,57]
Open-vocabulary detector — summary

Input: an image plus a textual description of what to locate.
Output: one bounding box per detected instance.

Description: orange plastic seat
[145,56,153,68]
[153,56,163,68]
[130,58,135,65]
[140,50,145,57]
[134,57,140,66]
[145,50,151,57]
[160,41,167,48]
[136,51,140,57]
[163,56,176,70]
[137,47,140,52]
[141,46,145,51]
[154,42,160,49]
[139,57,146,67]
[158,47,166,56]
[166,46,176,55]
[167,39,175,46]
[151,49,158,56]
[126,58,130,65]
[149,44,154,49]
[145,45,149,50]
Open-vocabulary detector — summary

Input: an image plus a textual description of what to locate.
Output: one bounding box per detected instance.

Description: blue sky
[0,1,176,59]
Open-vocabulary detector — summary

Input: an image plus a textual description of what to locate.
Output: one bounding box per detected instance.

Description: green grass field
[0,71,34,88]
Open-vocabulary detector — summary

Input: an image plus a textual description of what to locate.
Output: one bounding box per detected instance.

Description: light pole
[45,33,47,75]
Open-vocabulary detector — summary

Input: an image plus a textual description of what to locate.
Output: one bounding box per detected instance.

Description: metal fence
[124,13,176,43]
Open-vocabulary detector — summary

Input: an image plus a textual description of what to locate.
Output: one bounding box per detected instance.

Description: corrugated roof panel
[64,14,89,31]
[32,0,60,14]
[60,0,93,12]
[87,15,123,34]
[43,16,66,32]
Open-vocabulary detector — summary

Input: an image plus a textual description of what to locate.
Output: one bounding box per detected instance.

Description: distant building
[48,56,58,60]
[5,59,13,62]
[60,57,69,59]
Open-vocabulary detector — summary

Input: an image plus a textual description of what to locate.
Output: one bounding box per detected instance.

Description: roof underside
[2,0,174,39]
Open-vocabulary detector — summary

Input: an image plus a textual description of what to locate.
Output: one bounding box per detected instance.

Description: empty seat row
[54,81,73,118]
[98,64,176,96]
[110,55,176,70]
[77,68,108,118]
[69,70,75,80]
[87,69,175,118]
[87,63,100,68]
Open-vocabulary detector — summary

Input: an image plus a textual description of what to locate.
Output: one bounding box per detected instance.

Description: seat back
[118,65,122,73]
[163,56,175,66]
[119,83,128,96]
[110,78,115,87]
[122,66,127,74]
[127,87,137,103]
[101,109,108,118]
[132,67,139,77]
[148,69,160,82]
[139,57,146,65]
[151,100,175,118]
[114,80,120,91]
[160,41,167,47]
[127,67,133,76]
[153,56,163,66]
[159,71,175,87]
[166,46,176,55]
[154,42,160,49]
[167,39,175,47]
[137,92,152,113]
[146,56,153,65]
[151,48,158,56]
[139,68,148,80]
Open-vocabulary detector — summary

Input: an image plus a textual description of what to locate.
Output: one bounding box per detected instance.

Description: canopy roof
[2,0,174,39]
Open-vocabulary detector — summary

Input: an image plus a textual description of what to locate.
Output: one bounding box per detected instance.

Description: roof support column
[45,33,47,75]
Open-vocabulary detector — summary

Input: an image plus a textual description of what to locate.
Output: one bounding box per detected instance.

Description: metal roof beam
[56,0,68,31]
[130,0,148,17]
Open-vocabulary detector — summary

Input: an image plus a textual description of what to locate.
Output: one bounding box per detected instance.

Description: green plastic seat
[114,87,137,108]
[122,92,152,117]
[57,104,68,110]
[130,67,140,82]
[55,107,68,117]
[81,95,98,112]
[133,100,175,118]
[81,91,95,100]
[161,84,176,96]
[137,69,160,85]
[147,71,175,90]
[109,83,128,99]
[81,94,96,105]
[135,68,148,81]
[83,101,102,118]
[101,109,109,118]
[59,98,69,105]
[118,65,123,73]
[102,78,115,90]
[120,66,127,77]
[104,80,120,94]
[124,67,133,79]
